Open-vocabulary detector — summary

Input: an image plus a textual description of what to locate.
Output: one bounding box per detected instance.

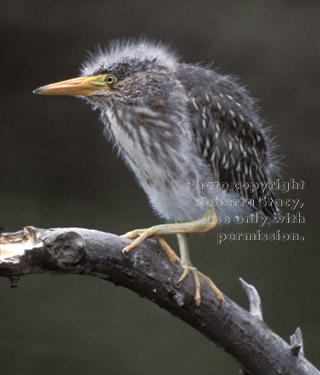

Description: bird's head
[33,39,179,109]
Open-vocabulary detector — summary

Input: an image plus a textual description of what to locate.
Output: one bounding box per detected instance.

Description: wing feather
[190,91,278,217]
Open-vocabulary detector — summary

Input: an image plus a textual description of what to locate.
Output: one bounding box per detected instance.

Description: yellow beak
[33,75,110,96]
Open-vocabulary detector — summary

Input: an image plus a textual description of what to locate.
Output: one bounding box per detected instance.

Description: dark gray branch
[0,227,319,375]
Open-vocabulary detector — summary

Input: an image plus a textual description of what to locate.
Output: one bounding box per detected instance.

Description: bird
[33,39,280,305]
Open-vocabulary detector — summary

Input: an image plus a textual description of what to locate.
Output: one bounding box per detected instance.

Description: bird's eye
[105,74,116,85]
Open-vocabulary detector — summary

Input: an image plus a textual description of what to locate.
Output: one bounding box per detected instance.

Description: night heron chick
[34,39,279,305]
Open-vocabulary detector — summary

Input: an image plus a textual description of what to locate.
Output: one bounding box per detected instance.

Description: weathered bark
[0,227,319,375]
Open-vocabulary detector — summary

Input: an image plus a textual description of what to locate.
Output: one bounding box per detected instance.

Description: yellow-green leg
[156,237,181,264]
[121,206,223,304]
[176,233,223,305]
[122,206,218,249]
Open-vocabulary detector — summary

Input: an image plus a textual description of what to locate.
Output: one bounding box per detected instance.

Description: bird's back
[175,63,279,218]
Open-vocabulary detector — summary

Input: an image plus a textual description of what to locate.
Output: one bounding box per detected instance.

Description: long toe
[177,265,224,306]
[199,272,224,303]
[177,265,201,305]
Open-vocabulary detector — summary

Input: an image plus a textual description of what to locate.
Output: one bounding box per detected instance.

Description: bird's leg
[176,233,223,305]
[122,206,218,251]
[122,206,223,304]
[176,233,200,304]
[156,237,181,264]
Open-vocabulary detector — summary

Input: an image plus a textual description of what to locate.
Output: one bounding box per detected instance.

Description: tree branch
[0,227,319,375]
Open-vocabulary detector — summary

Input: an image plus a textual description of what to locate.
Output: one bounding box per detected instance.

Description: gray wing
[189,89,278,217]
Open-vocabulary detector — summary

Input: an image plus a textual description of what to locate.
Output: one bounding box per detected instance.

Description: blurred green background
[1,0,319,374]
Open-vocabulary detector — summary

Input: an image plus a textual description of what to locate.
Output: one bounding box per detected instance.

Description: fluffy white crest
[80,38,179,76]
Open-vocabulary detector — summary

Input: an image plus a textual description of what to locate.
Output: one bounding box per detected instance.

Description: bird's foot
[122,227,150,242]
[121,208,222,305]
[122,228,180,264]
[177,265,224,306]
[121,206,218,253]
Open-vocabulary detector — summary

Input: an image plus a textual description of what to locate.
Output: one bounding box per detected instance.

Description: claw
[199,272,224,303]
[177,265,201,305]
[122,234,148,253]
[177,265,224,305]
